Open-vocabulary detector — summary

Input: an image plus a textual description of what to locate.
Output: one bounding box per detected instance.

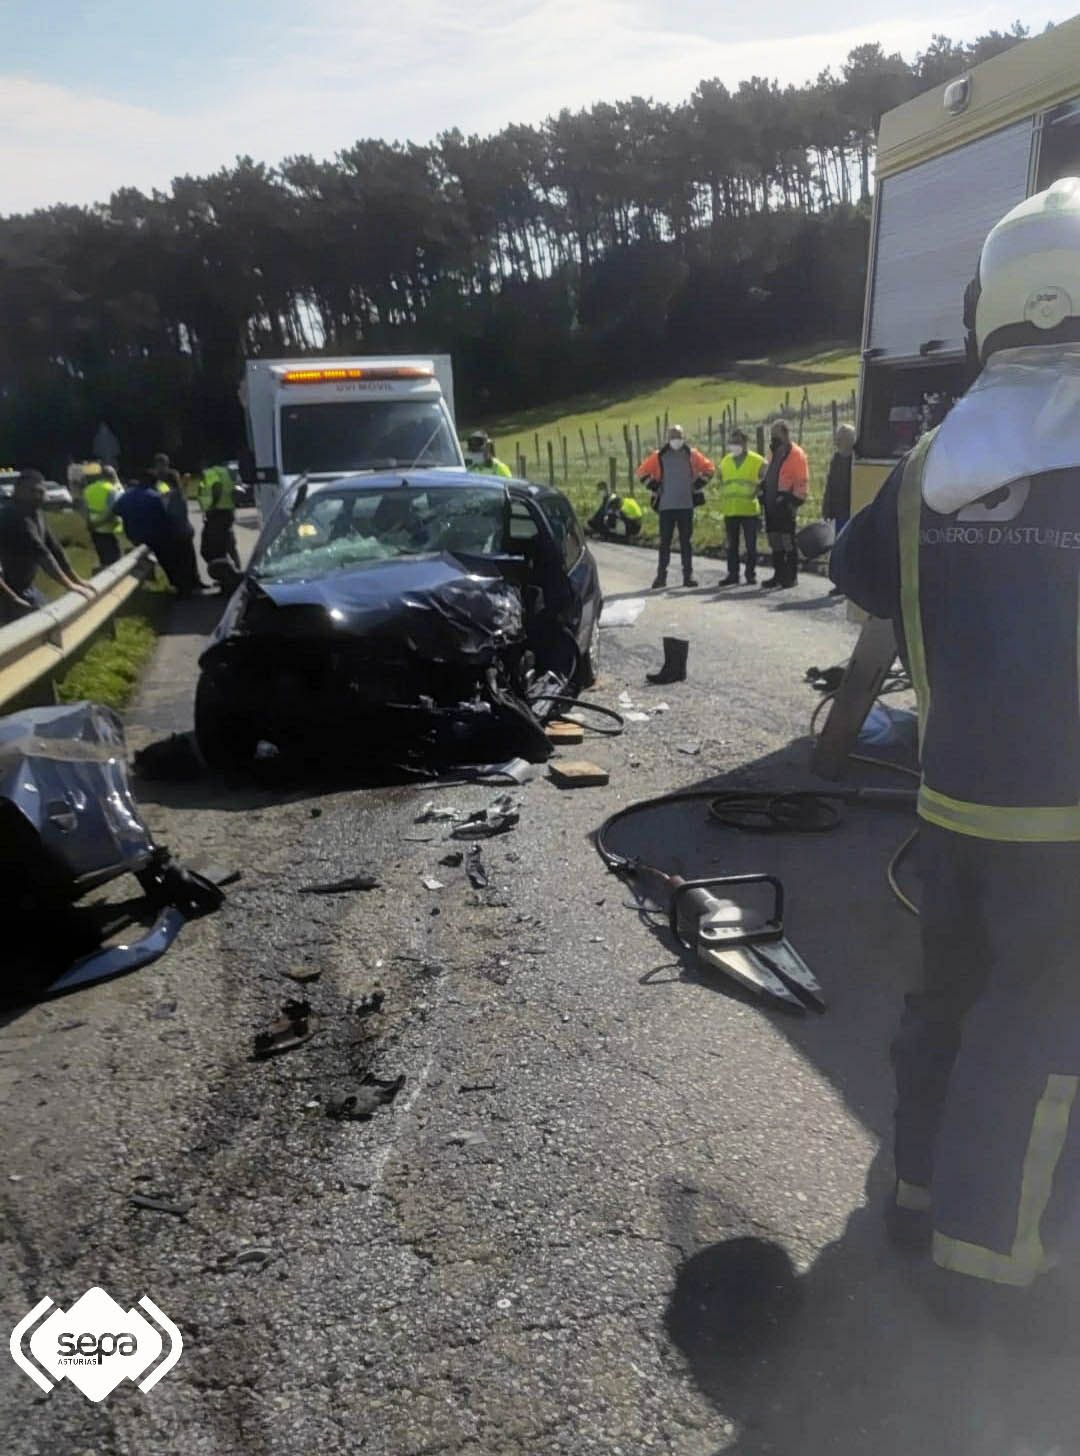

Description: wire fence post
[561,435,568,481]
[831,399,838,435]
[707,415,713,451]
[655,414,661,448]
[634,423,642,465]
[594,421,603,453]
[534,432,541,470]
[719,421,727,456]
[756,424,766,455]
[622,424,634,489]
[546,440,555,486]
[608,456,618,496]
[579,427,589,470]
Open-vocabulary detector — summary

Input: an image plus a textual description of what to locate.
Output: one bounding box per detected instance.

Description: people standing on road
[717,428,765,586]
[82,464,125,569]
[823,423,856,597]
[153,452,204,592]
[196,462,241,571]
[0,469,95,621]
[586,482,643,540]
[830,176,1080,1327]
[114,473,192,596]
[637,424,715,590]
[464,432,512,477]
[759,420,809,589]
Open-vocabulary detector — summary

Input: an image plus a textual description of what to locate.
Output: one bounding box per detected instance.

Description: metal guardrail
[0,545,152,708]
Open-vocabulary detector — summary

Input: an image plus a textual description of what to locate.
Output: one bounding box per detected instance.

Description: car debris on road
[298,873,380,895]
[253,999,321,1059]
[1,701,226,1002]
[326,1073,406,1121]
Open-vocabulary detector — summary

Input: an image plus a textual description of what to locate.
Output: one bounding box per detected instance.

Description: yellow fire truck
[853,14,1080,513]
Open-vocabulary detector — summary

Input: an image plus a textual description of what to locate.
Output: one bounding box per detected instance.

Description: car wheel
[194,669,258,772]
[578,614,600,690]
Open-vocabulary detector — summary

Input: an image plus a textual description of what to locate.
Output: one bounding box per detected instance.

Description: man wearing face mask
[464,431,512,477]
[717,428,765,586]
[637,424,715,589]
[759,419,809,589]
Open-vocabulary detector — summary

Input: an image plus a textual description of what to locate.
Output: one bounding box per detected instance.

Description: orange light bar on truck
[281,366,434,384]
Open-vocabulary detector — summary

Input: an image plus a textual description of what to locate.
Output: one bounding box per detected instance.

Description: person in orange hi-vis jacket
[759,419,809,589]
[636,424,715,589]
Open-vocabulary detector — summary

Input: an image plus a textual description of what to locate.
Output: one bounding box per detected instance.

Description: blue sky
[2,1,1076,213]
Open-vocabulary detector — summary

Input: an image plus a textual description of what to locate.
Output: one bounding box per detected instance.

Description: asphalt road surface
[3,525,1078,1455]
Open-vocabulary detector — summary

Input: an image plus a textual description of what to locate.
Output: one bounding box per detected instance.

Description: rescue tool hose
[594,781,920,912]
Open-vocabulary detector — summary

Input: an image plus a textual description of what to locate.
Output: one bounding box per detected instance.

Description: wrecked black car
[195,471,602,771]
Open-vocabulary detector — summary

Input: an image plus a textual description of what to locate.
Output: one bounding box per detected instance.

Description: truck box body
[242,355,462,520]
[854,17,1080,515]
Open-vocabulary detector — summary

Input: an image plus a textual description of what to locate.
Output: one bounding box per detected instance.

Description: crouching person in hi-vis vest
[831,176,1080,1329]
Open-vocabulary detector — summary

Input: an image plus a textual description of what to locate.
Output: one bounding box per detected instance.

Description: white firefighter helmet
[974,175,1080,361]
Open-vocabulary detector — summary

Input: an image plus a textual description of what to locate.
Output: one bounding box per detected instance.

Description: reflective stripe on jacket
[717,450,764,517]
[471,459,512,478]
[898,428,1080,841]
[198,466,235,513]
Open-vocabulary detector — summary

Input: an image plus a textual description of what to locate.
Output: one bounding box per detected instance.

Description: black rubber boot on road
[651,574,667,590]
[646,637,689,685]
[719,575,739,587]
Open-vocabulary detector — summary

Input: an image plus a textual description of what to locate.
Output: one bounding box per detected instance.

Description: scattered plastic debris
[298,874,380,895]
[447,1129,489,1147]
[625,711,651,724]
[129,1194,191,1218]
[326,1073,406,1120]
[466,847,490,890]
[352,990,385,1019]
[449,794,520,840]
[652,703,670,714]
[676,740,702,756]
[422,876,445,891]
[439,851,464,867]
[416,802,464,824]
[253,999,321,1060]
[601,597,647,628]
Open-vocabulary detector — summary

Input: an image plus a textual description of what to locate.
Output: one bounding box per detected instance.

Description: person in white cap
[832,176,1080,1330]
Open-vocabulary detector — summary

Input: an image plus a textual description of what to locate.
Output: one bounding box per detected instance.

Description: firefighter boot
[646,637,689,685]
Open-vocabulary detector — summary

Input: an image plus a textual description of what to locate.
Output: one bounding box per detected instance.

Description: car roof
[309,469,562,505]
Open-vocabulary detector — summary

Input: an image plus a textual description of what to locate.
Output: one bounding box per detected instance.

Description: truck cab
[854,18,1080,514]
[241,355,464,521]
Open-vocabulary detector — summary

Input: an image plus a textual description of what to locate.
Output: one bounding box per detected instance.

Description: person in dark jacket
[153,452,205,592]
[822,423,855,596]
[115,475,192,595]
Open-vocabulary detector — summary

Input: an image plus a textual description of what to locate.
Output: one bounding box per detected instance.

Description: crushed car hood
[206,553,525,667]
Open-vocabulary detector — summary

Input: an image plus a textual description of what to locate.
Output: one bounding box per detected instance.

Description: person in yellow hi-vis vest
[717,428,765,586]
[832,176,1080,1330]
[82,465,125,568]
[196,463,241,572]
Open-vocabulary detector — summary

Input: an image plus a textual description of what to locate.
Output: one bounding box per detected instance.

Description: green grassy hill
[476,345,860,550]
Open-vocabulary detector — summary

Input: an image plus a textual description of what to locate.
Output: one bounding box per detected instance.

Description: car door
[534,491,601,654]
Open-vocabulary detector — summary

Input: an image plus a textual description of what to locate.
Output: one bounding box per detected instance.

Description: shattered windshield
[280,399,460,475]
[253,484,508,582]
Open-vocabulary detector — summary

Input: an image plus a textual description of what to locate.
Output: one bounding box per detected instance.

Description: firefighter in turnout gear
[831,176,1080,1324]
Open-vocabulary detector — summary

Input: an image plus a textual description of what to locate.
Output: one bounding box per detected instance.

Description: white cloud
[0,1,1071,212]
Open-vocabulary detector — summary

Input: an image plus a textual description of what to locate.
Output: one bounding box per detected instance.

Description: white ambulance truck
[854,17,1080,514]
[241,355,463,521]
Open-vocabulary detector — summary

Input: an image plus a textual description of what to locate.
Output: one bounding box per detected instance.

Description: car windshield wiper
[407,424,446,472]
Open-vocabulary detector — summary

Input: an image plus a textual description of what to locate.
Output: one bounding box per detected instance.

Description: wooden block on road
[548,760,609,788]
[546,719,585,745]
